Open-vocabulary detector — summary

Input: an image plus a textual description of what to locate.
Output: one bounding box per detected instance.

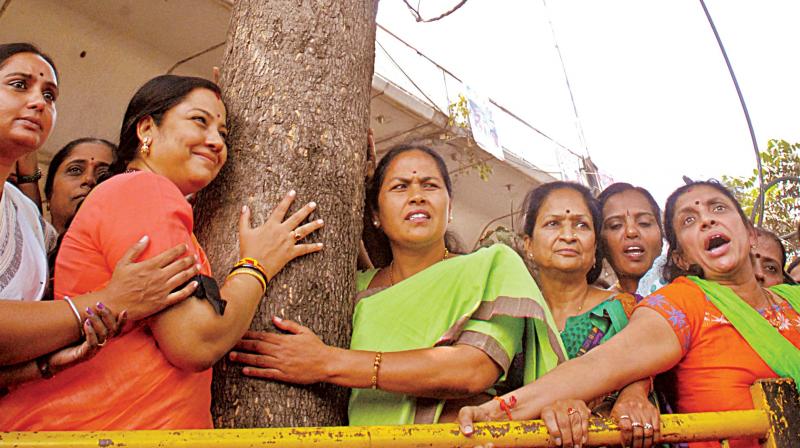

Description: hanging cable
[376,39,446,114]
[376,24,583,158]
[698,0,765,225]
[542,0,589,158]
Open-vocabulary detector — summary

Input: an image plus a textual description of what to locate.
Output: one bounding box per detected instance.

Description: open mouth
[623,244,645,257]
[405,210,431,223]
[705,233,731,254]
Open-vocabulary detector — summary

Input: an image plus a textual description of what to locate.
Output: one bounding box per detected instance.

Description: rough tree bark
[194,0,378,427]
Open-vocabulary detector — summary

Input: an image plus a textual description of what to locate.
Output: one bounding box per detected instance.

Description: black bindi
[755,253,761,258]
[695,201,700,205]
[566,209,571,214]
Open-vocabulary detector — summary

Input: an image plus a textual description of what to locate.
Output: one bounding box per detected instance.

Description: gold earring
[140,138,151,156]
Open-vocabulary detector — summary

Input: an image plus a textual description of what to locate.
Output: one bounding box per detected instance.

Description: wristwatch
[16,167,42,184]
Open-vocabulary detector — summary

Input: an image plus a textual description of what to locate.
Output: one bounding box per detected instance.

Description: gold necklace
[389,248,449,286]
[575,289,590,313]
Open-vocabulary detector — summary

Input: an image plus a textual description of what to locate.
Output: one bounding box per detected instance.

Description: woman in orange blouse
[0,75,324,430]
[458,180,800,448]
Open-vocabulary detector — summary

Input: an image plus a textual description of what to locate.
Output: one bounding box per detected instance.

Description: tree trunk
[194,0,378,428]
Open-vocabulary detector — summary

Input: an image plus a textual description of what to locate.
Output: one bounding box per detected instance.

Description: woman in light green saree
[229,144,566,425]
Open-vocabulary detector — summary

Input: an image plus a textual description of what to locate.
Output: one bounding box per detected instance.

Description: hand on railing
[541,399,591,448]
[610,391,660,448]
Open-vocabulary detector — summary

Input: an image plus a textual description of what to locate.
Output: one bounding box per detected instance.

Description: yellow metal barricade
[1,379,796,447]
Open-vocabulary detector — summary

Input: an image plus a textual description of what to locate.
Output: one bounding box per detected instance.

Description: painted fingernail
[273,316,283,323]
[288,190,296,196]
[242,205,248,213]
[86,307,95,316]
[317,219,324,224]
[96,302,105,310]
[229,352,237,360]
[308,201,316,208]
[139,235,149,243]
[317,243,324,248]
[463,425,473,435]
[191,281,199,288]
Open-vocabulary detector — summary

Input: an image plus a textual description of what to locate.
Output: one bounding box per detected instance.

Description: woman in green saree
[229,144,566,425]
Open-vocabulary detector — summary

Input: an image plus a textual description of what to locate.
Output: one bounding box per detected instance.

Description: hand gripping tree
[194,0,379,427]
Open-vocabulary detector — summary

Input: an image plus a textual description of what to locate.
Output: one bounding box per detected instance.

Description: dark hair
[754,227,797,285]
[44,138,117,199]
[598,183,663,235]
[521,181,604,284]
[110,75,222,174]
[362,144,456,267]
[662,180,751,282]
[0,43,58,83]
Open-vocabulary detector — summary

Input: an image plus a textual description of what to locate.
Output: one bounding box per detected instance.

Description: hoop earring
[140,138,151,156]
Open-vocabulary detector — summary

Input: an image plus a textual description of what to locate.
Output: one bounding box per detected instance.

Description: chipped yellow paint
[752,380,779,448]
[0,411,769,447]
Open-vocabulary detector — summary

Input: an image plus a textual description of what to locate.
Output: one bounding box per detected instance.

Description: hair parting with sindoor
[661,180,752,282]
[520,181,604,284]
[362,143,462,267]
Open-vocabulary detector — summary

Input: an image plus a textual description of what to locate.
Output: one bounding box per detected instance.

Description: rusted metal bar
[750,378,800,448]
[0,410,770,447]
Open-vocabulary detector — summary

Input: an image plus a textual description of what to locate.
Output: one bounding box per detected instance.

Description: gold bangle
[227,268,267,294]
[371,351,383,390]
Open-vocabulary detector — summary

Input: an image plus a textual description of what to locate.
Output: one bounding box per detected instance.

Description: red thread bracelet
[493,395,517,420]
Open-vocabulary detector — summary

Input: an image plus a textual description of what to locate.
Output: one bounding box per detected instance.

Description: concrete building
[0,0,593,247]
